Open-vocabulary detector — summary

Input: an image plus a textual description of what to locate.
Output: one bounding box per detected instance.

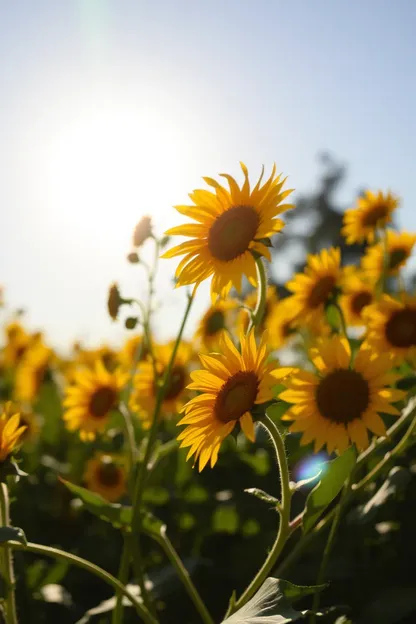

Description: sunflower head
[176,331,286,471]
[286,248,342,326]
[362,230,416,281]
[63,360,128,441]
[195,300,237,351]
[266,297,302,349]
[280,336,405,454]
[107,283,123,321]
[364,294,416,362]
[0,403,27,462]
[84,453,126,502]
[342,190,399,244]
[162,163,294,301]
[14,343,53,403]
[340,274,374,327]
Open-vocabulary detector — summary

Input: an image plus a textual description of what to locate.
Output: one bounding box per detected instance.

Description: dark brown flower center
[214,371,258,423]
[351,291,373,316]
[316,369,370,424]
[208,205,259,262]
[388,247,409,271]
[361,204,389,227]
[89,386,117,419]
[164,366,186,400]
[307,276,336,308]
[205,310,225,336]
[97,458,122,487]
[385,308,416,348]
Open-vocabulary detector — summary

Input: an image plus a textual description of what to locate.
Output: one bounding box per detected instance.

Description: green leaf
[60,479,132,528]
[222,577,327,623]
[0,526,27,545]
[303,447,356,534]
[291,472,322,492]
[0,458,28,483]
[267,402,291,425]
[245,488,280,507]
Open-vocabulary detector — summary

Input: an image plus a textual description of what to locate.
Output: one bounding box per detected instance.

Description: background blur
[1,0,416,351]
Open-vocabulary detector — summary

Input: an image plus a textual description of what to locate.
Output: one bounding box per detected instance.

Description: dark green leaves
[303,447,356,533]
[222,578,327,623]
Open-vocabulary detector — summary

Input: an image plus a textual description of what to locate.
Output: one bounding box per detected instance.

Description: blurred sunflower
[84,453,126,502]
[342,190,399,244]
[362,230,416,281]
[237,286,279,334]
[0,403,27,461]
[118,335,148,370]
[286,248,342,327]
[130,341,193,427]
[340,274,374,327]
[267,297,300,349]
[3,322,38,369]
[280,336,405,454]
[195,300,237,351]
[63,361,128,441]
[14,343,53,403]
[162,163,293,301]
[364,294,416,361]
[177,331,286,471]
[6,403,40,445]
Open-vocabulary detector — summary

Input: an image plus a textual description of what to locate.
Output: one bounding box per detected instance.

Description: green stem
[119,403,137,476]
[111,540,131,624]
[332,301,348,338]
[231,414,291,613]
[0,485,18,624]
[309,478,351,624]
[248,256,268,333]
[5,540,156,624]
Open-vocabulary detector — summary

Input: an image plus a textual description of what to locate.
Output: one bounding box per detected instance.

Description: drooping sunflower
[0,403,27,461]
[14,343,53,403]
[339,273,374,327]
[286,248,342,327]
[177,331,285,471]
[364,294,416,362]
[130,341,193,427]
[362,230,416,281]
[342,190,399,244]
[84,453,126,502]
[237,285,279,335]
[280,336,405,454]
[162,163,294,301]
[63,361,128,441]
[195,300,237,351]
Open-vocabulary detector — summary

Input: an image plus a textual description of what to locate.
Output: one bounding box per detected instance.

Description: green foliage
[0,526,27,545]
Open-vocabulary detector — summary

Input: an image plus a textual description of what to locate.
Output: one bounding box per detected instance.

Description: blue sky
[1,0,415,350]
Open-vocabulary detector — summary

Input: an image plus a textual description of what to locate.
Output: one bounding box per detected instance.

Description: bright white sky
[1,0,416,351]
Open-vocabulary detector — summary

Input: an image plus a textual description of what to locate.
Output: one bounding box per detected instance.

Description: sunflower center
[208,205,259,262]
[205,310,225,336]
[164,365,186,400]
[214,371,258,423]
[316,369,370,424]
[89,386,117,419]
[307,276,336,308]
[97,458,121,487]
[351,291,373,315]
[361,204,389,227]
[385,308,416,348]
[388,247,408,270]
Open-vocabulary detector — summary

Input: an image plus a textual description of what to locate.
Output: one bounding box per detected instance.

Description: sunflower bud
[127,251,140,264]
[132,216,152,247]
[125,317,138,330]
[107,283,122,321]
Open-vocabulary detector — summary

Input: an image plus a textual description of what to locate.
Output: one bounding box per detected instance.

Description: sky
[1,0,416,351]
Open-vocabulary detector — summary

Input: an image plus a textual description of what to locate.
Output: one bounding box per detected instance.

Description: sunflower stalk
[0,484,18,624]
[247,256,268,333]
[229,413,291,614]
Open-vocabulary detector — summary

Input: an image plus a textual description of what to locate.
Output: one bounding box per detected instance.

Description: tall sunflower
[340,273,374,327]
[0,403,27,461]
[177,331,285,471]
[84,453,126,502]
[280,336,405,454]
[362,230,416,281]
[63,361,128,441]
[162,163,294,301]
[237,286,279,335]
[286,248,342,327]
[364,294,416,362]
[130,341,193,427]
[342,190,399,244]
[195,300,237,351]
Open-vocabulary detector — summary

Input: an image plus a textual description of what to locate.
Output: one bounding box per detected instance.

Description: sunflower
[117,335,148,370]
[63,361,128,441]
[177,331,284,471]
[237,286,279,335]
[286,248,342,327]
[280,336,405,454]
[364,294,416,362]
[5,403,40,445]
[14,343,53,403]
[195,300,237,351]
[84,453,126,502]
[0,403,27,461]
[2,322,38,369]
[130,341,193,427]
[340,274,374,327]
[267,297,300,349]
[342,190,399,244]
[362,230,416,281]
[162,163,294,301]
